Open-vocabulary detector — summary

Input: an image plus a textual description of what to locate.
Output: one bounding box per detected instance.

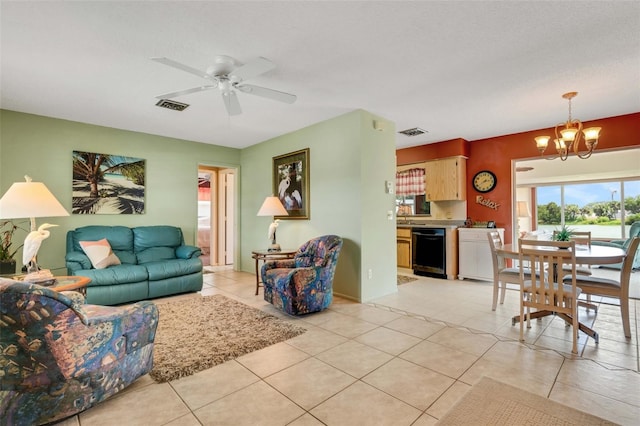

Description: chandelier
[534,92,601,161]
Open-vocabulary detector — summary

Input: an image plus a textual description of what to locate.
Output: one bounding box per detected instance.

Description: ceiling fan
[151,55,297,116]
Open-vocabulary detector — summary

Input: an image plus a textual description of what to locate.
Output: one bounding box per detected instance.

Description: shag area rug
[437,377,616,425]
[150,295,306,382]
[397,275,418,285]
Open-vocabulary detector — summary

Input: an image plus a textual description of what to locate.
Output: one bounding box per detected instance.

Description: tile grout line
[369,300,639,373]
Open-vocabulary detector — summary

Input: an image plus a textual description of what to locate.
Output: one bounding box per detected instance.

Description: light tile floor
[57,266,640,426]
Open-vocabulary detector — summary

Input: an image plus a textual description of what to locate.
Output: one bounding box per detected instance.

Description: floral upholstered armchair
[261,235,343,315]
[0,278,158,425]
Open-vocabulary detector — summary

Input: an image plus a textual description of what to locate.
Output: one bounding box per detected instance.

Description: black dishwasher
[412,228,446,279]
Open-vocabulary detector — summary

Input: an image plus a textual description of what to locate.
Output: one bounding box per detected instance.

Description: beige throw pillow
[79,238,121,269]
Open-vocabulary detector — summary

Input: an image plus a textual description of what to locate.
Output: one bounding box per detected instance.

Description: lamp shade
[516,201,531,218]
[0,180,69,219]
[257,196,288,217]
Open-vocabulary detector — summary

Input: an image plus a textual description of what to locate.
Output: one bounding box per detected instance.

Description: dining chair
[564,237,639,339]
[519,238,581,354]
[488,230,521,311]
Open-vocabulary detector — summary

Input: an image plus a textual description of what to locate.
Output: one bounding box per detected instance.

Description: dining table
[497,242,627,344]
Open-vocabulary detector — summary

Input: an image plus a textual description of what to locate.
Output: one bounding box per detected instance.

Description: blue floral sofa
[66,225,203,305]
[261,235,343,315]
[0,278,158,425]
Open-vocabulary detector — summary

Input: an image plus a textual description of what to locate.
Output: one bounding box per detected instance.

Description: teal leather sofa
[66,225,203,305]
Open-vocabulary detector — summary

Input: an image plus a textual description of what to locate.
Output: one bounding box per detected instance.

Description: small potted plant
[1,220,26,275]
[554,224,574,242]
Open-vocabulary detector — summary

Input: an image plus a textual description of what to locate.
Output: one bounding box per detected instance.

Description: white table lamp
[0,176,69,278]
[257,196,288,252]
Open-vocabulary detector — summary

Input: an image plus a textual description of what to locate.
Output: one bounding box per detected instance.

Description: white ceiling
[1,1,639,150]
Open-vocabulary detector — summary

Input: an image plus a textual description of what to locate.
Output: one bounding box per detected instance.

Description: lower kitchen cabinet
[397,227,412,268]
[458,227,504,281]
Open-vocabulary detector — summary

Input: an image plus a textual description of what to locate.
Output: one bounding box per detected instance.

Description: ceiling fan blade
[222,91,242,116]
[151,57,212,80]
[236,84,297,104]
[155,85,217,99]
[229,57,276,81]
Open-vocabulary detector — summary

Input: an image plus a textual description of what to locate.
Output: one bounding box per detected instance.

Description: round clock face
[473,170,497,193]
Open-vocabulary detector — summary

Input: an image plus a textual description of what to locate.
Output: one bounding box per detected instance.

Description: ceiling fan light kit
[534,92,601,161]
[152,55,297,116]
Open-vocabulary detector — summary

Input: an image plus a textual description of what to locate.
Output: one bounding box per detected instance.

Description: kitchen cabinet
[425,157,466,201]
[397,227,412,269]
[458,227,504,282]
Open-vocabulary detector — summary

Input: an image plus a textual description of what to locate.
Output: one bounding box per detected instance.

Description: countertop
[397,220,465,229]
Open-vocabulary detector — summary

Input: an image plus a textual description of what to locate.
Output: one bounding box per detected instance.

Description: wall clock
[472,170,497,193]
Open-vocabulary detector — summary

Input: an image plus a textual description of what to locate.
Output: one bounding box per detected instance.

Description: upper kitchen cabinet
[425,156,467,201]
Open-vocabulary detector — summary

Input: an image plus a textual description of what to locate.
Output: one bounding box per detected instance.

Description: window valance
[396,168,425,196]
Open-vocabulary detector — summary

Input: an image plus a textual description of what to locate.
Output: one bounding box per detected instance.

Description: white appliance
[458,227,504,282]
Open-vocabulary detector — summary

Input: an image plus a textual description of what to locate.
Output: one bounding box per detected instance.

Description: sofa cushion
[144,258,202,280]
[76,264,148,286]
[71,226,134,252]
[133,226,183,251]
[79,238,121,269]
[137,247,176,264]
[113,250,138,265]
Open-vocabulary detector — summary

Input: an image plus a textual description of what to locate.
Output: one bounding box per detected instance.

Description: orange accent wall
[397,112,640,244]
[396,138,470,164]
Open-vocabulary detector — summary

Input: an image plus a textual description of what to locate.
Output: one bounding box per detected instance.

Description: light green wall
[1,109,398,302]
[240,110,397,301]
[359,113,398,301]
[0,110,240,272]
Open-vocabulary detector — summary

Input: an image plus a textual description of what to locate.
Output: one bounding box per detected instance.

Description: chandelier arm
[559,149,569,161]
[575,148,595,160]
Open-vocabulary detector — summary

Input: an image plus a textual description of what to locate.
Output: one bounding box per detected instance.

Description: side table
[10,275,91,296]
[251,249,296,295]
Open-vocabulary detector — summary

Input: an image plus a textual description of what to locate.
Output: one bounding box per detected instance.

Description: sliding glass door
[535,179,640,239]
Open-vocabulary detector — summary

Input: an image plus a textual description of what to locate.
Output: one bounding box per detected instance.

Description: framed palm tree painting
[72,150,146,214]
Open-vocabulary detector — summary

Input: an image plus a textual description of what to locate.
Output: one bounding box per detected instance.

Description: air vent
[398,127,428,137]
[155,99,189,111]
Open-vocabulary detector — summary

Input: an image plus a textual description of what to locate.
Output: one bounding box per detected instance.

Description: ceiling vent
[398,127,427,137]
[155,99,189,111]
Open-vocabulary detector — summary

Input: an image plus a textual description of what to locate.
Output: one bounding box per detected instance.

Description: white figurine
[268,219,280,242]
[23,223,58,271]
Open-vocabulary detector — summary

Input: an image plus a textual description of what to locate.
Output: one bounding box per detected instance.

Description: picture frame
[272,148,309,219]
[72,150,146,214]
[487,220,496,228]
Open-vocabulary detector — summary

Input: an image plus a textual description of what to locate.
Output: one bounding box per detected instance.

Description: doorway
[197,166,236,267]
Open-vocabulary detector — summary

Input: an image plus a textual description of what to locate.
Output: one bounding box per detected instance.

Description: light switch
[385,180,394,194]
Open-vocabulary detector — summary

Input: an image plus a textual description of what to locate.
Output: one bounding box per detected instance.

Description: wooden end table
[11,275,91,296]
[251,249,296,295]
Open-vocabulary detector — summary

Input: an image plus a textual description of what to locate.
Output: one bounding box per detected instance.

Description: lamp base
[267,243,281,252]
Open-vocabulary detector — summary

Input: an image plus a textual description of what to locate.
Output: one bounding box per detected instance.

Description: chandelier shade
[535,92,601,161]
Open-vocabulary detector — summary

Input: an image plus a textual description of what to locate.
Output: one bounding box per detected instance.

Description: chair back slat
[487,230,504,270]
